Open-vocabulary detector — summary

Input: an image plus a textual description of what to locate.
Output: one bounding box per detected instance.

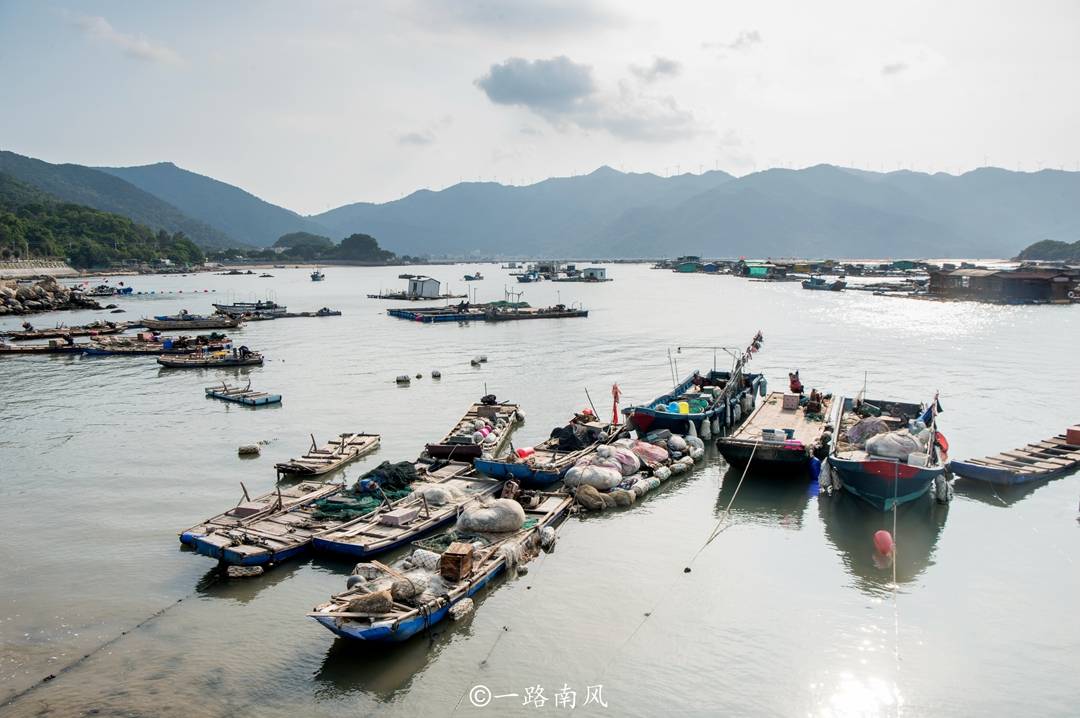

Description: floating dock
[388,303,587,323]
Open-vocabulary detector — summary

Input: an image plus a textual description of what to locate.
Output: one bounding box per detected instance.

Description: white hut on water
[407,276,441,299]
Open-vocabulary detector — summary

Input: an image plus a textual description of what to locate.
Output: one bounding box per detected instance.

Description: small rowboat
[312,472,504,559]
[424,399,522,461]
[950,433,1080,486]
[187,460,471,566]
[0,341,85,355]
[156,350,263,368]
[474,415,626,488]
[179,480,341,552]
[275,433,381,478]
[205,383,282,406]
[308,491,573,643]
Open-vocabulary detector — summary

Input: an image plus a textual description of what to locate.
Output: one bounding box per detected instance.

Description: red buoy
[874,530,894,556]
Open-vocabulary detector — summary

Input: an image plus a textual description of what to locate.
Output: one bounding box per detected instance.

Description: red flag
[611,383,622,424]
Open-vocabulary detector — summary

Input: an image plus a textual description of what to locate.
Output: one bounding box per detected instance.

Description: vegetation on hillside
[209,232,403,263]
[0,151,233,248]
[0,172,205,267]
[1016,239,1080,262]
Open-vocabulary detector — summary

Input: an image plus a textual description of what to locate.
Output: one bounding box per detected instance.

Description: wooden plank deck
[732,392,831,444]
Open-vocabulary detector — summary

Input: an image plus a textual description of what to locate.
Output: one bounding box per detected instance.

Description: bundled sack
[409,483,462,507]
[574,484,606,511]
[844,417,891,447]
[596,444,641,476]
[574,453,624,473]
[865,429,924,461]
[346,588,393,614]
[629,440,669,465]
[457,497,526,532]
[563,463,623,490]
[667,435,688,452]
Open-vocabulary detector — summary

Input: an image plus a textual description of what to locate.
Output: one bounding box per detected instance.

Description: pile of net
[549,422,604,451]
[356,461,420,492]
[457,497,526,532]
[408,482,465,506]
[865,428,930,461]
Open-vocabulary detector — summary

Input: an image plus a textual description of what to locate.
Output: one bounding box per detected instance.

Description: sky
[1,0,1079,215]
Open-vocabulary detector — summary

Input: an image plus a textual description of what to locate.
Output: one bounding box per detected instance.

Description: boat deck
[960,435,1080,478]
[729,392,832,445]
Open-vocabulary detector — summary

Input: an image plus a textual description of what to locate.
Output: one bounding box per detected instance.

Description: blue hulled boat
[949,431,1080,486]
[474,415,625,488]
[625,332,765,437]
[826,397,949,511]
[309,492,572,642]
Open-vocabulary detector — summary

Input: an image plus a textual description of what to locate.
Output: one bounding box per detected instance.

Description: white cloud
[476,56,705,142]
[704,30,762,53]
[629,56,682,83]
[64,12,181,65]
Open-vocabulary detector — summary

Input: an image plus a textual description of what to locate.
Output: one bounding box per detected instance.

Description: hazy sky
[1,0,1078,214]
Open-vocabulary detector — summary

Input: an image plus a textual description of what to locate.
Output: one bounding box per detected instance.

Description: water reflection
[953,475,1067,507]
[716,466,815,529]
[818,491,948,596]
[193,560,306,604]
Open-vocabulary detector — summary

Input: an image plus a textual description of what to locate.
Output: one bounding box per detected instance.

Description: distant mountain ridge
[310,165,1080,259]
[4,149,1079,258]
[0,151,235,248]
[98,162,329,247]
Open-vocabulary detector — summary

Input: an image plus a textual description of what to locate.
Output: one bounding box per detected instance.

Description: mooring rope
[0,571,221,711]
[597,442,761,680]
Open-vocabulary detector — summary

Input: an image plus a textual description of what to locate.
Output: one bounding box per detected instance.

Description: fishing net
[357,461,419,491]
[413,519,539,553]
[311,488,413,521]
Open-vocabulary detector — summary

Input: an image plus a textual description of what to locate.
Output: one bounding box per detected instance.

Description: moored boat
[308,491,572,642]
[949,428,1080,486]
[825,396,949,510]
[802,276,846,291]
[716,388,837,475]
[213,300,287,317]
[423,398,522,461]
[205,382,282,406]
[3,320,127,341]
[311,269,325,281]
[142,311,240,331]
[187,459,471,566]
[625,333,765,437]
[275,433,382,478]
[474,414,626,487]
[311,472,504,559]
[156,347,263,368]
[83,332,231,356]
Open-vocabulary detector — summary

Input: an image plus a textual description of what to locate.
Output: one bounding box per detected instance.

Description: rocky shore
[0,277,103,316]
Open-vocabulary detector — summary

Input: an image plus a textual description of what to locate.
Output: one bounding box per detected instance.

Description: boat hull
[947,459,1056,486]
[473,458,562,487]
[829,456,943,511]
[190,534,309,566]
[424,443,482,460]
[717,440,811,475]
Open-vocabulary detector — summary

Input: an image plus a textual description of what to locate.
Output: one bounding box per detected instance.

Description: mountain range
[2,149,1078,258]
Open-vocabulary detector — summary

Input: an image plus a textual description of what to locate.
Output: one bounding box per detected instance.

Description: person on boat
[21,321,33,331]
[806,388,823,414]
[789,371,804,394]
[238,345,252,358]
[692,372,706,390]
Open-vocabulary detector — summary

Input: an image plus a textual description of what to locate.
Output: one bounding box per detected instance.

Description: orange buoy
[873,529,894,556]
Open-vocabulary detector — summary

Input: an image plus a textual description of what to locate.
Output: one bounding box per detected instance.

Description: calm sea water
[1,264,1077,717]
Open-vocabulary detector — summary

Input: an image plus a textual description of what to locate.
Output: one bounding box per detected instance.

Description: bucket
[678,401,690,415]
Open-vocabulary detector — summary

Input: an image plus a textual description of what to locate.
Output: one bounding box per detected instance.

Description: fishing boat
[275,433,382,479]
[3,320,127,341]
[83,332,231,356]
[308,491,572,642]
[84,284,134,297]
[826,397,948,510]
[0,340,86,355]
[186,460,471,566]
[515,270,541,283]
[205,382,282,406]
[949,428,1080,486]
[626,333,765,436]
[311,473,504,559]
[423,399,523,461]
[213,300,287,317]
[802,276,846,291]
[142,311,240,331]
[311,269,325,281]
[474,414,626,487]
[464,272,484,281]
[179,480,343,552]
[156,348,263,368]
[717,390,837,475]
